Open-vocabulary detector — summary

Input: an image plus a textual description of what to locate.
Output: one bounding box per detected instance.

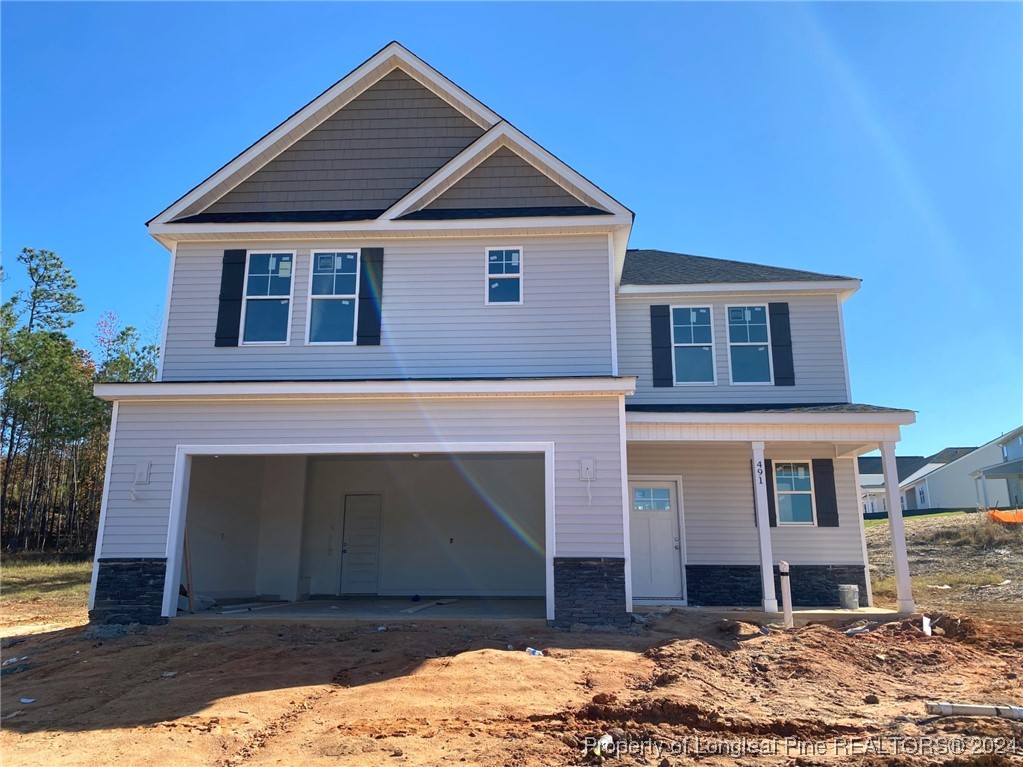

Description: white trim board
[626,410,915,426]
[95,377,637,402]
[617,280,861,299]
[149,214,634,248]
[89,401,120,611]
[160,441,557,622]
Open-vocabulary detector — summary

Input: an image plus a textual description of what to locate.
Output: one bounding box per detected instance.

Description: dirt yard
[2,517,1022,767]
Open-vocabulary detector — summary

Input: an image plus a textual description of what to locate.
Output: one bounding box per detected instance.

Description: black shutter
[764,458,777,527]
[650,305,673,387]
[214,249,247,347]
[356,248,384,346]
[768,302,795,386]
[812,459,839,527]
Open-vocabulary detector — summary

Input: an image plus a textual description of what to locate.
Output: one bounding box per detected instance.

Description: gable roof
[857,455,928,484]
[148,42,632,243]
[898,446,979,488]
[173,69,486,220]
[620,249,856,286]
[149,42,502,228]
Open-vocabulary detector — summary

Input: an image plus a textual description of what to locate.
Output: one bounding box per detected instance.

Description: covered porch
[625,404,917,614]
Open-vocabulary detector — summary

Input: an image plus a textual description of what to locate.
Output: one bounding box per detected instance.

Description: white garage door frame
[162,442,556,620]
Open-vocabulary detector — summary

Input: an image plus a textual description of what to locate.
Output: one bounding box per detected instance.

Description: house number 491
[756,460,764,485]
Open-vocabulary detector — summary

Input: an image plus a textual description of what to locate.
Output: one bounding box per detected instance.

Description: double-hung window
[728,305,772,383]
[671,306,714,384]
[774,461,815,525]
[308,251,360,344]
[486,247,522,304]
[242,252,294,344]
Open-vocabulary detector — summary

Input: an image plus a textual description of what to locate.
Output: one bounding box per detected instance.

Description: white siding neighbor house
[899,432,1021,512]
[89,43,917,626]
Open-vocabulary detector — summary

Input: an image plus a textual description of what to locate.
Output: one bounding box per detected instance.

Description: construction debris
[925,701,1023,720]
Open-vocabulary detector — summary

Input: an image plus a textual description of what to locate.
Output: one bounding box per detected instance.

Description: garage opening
[178,451,546,616]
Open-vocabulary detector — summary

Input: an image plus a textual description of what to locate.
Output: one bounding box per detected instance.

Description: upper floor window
[774,461,815,525]
[486,247,522,304]
[308,251,359,344]
[728,305,772,383]
[242,252,294,344]
[671,306,714,384]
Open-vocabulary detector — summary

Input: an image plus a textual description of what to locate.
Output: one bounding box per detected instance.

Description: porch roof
[625,403,912,415]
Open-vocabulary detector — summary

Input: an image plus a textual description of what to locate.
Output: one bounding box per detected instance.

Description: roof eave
[616,279,861,298]
[148,213,634,244]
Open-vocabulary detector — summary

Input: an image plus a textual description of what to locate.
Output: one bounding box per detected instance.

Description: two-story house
[90,43,916,627]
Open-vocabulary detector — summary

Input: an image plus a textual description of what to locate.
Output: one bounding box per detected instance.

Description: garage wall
[100,395,625,561]
[256,456,307,601]
[185,456,263,598]
[303,454,545,596]
[627,443,865,566]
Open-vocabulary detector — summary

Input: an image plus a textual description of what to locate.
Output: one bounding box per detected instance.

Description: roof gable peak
[148,42,502,228]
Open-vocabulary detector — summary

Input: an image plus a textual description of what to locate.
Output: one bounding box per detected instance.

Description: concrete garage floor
[177,597,547,623]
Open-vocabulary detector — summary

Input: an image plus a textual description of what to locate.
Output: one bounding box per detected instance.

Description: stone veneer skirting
[685,564,869,607]
[553,557,630,628]
[89,558,169,625]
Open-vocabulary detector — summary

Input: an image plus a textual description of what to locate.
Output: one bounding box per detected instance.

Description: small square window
[486,248,522,304]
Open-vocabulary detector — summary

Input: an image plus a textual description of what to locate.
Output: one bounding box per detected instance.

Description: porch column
[881,441,915,613]
[751,441,779,612]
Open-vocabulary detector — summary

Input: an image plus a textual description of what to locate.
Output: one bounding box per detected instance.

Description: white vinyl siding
[626,442,865,566]
[162,235,613,380]
[98,396,625,560]
[617,293,850,404]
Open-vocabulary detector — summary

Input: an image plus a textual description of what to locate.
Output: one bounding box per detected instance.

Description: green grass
[872,570,1009,599]
[864,510,970,528]
[1,556,92,603]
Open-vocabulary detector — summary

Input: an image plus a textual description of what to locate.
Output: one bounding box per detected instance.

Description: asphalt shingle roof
[621,249,856,286]
[625,403,912,415]
[857,455,928,481]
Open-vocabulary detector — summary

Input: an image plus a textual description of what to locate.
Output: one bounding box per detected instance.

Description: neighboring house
[900,442,1012,510]
[972,426,1023,509]
[857,455,925,515]
[88,43,917,627]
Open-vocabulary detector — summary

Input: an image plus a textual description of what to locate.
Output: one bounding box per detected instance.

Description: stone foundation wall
[552,557,629,628]
[89,558,168,625]
[686,564,869,607]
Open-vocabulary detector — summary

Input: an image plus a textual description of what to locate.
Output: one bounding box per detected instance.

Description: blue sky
[2,2,1020,456]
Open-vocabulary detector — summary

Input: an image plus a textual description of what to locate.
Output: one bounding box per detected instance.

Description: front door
[629,481,683,600]
[339,494,382,595]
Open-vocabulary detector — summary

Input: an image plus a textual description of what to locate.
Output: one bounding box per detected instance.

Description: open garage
[180,451,547,612]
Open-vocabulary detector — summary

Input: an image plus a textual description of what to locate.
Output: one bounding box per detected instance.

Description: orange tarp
[988,509,1023,524]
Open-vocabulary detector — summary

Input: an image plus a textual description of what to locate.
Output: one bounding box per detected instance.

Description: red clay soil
[2,612,1021,766]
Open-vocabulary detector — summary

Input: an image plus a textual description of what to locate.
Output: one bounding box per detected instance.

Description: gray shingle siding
[423,146,592,211]
[198,70,485,215]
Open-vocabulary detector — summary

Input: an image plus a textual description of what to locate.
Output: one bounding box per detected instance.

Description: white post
[751,441,779,612]
[881,441,915,613]
[980,474,991,510]
[778,560,794,629]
